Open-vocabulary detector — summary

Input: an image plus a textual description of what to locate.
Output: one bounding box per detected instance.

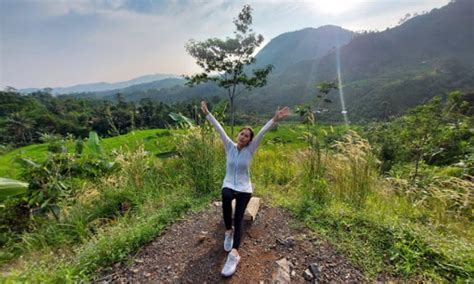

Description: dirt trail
[98,201,364,283]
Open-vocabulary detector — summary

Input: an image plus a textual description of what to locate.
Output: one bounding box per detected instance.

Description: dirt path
[98,201,364,283]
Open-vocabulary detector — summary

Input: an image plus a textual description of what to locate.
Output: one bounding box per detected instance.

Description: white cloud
[0,0,450,89]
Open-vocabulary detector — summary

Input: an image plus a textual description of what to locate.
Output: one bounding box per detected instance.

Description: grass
[1,133,221,281]
[0,129,179,179]
[1,123,472,281]
[252,131,473,281]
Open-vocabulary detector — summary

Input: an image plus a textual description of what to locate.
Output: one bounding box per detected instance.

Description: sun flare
[312,0,362,15]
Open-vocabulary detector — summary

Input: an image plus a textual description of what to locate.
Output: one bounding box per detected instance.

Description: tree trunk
[230,95,235,137]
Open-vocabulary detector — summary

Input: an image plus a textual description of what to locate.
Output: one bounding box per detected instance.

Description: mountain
[252,25,355,74]
[20,74,181,95]
[242,0,474,120]
[70,78,187,100]
[53,0,474,122]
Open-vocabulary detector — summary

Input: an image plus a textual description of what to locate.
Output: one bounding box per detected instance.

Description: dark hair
[239,126,254,143]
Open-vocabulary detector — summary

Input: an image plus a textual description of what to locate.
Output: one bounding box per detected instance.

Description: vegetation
[0,91,206,148]
[185,5,273,136]
[0,1,472,279]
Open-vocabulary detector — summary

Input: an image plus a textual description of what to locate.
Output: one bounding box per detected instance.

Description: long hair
[239,126,254,145]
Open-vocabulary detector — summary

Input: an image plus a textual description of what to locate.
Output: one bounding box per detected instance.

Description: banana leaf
[0,177,28,201]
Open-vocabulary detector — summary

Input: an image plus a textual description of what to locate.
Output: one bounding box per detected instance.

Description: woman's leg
[232,192,252,249]
[221,187,234,231]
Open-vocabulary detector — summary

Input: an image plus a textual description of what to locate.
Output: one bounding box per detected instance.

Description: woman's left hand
[273,106,290,122]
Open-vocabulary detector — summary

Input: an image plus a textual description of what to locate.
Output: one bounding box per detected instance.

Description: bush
[176,125,225,195]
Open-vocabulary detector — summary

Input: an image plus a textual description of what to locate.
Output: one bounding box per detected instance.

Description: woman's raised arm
[201,101,233,147]
[248,106,290,153]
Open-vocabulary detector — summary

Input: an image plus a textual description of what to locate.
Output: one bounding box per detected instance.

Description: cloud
[0,0,450,89]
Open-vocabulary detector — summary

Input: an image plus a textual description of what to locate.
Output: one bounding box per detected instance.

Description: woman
[200,101,290,277]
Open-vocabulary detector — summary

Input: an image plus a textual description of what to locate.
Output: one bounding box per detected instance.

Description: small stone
[272,258,291,283]
[131,269,139,274]
[303,268,314,281]
[144,272,151,277]
[309,263,321,278]
[134,259,144,263]
[291,270,296,277]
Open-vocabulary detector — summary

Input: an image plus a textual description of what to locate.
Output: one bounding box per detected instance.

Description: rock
[303,268,314,281]
[277,237,295,248]
[197,235,210,244]
[272,258,291,284]
[309,263,321,279]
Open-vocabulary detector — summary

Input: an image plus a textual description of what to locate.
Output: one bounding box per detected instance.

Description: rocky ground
[96,201,364,283]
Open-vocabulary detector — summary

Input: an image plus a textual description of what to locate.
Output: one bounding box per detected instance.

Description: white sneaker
[223,230,233,252]
[221,252,241,277]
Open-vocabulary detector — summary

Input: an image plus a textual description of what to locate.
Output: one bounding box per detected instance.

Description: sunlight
[312,0,362,15]
[336,44,349,124]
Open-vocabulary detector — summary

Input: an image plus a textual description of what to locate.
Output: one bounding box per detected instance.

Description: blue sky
[0,0,449,89]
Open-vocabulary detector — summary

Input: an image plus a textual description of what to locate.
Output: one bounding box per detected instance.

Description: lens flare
[336,45,349,124]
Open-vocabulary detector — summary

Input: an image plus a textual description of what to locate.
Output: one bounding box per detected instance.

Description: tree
[185,5,273,136]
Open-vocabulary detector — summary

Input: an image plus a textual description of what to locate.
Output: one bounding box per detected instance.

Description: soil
[97,201,365,283]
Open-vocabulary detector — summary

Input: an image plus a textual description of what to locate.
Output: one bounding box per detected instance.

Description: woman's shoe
[221,251,240,277]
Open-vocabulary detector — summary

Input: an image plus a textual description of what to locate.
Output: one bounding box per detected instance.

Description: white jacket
[206,113,275,193]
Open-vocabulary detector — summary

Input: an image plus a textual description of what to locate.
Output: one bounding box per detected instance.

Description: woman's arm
[201,101,233,147]
[248,106,290,153]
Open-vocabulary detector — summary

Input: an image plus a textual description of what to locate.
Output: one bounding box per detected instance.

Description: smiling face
[236,128,253,148]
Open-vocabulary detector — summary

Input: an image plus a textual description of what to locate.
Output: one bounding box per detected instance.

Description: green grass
[1,134,220,281]
[251,133,473,281]
[0,129,180,179]
[1,123,471,281]
[0,124,350,179]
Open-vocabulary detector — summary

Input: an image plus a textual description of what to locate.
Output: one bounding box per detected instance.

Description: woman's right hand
[201,101,210,115]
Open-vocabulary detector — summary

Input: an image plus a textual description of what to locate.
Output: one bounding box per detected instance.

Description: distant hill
[70,78,187,100]
[52,0,474,122]
[252,25,355,74]
[20,74,181,95]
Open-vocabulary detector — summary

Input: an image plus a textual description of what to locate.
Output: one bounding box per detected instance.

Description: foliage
[8,132,117,224]
[327,131,378,207]
[176,122,225,194]
[1,136,216,281]
[0,91,195,148]
[185,5,273,136]
[295,81,340,205]
[367,91,473,177]
[0,178,28,201]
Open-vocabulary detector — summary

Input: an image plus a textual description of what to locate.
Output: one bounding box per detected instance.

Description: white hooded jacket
[206,113,275,193]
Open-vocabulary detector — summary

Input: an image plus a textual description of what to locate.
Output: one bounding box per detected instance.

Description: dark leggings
[222,187,252,249]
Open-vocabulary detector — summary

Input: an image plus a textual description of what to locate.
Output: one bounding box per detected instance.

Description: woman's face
[237,129,252,147]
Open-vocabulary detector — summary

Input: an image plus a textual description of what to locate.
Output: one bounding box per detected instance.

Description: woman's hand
[273,106,290,122]
[201,101,210,115]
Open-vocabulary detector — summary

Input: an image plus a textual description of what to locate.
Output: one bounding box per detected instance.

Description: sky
[0,0,450,89]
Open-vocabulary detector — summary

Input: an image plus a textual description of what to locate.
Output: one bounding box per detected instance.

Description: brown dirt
[97,201,364,283]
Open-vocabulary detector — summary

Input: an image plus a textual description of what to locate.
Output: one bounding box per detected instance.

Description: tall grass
[253,129,472,281]
[2,127,223,281]
[176,125,225,195]
[326,130,379,207]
